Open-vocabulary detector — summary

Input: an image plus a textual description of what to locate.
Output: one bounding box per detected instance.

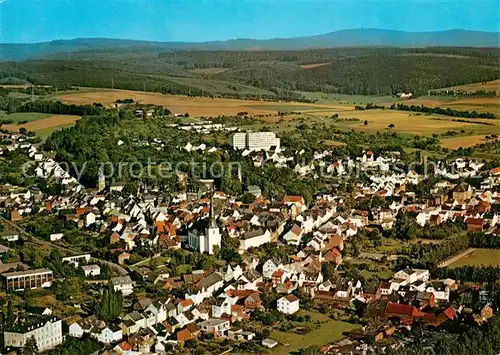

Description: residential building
[3,316,63,352]
[198,318,230,337]
[110,276,134,296]
[277,294,300,315]
[229,132,280,151]
[81,264,101,277]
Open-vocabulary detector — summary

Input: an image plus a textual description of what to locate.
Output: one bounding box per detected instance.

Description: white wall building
[110,276,134,296]
[81,264,101,277]
[277,295,300,315]
[229,132,280,151]
[187,199,221,255]
[4,316,63,352]
[238,229,271,253]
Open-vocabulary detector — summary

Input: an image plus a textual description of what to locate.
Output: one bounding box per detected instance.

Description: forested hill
[1,47,498,98]
[1,29,499,61]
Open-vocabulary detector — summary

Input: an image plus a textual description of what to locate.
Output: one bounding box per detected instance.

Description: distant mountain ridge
[1,29,499,61]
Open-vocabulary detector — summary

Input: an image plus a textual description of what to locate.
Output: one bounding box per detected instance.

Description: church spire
[209,192,217,228]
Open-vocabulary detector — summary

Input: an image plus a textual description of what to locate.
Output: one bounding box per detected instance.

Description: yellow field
[335,110,499,135]
[440,135,490,149]
[57,89,345,116]
[56,88,500,137]
[3,115,80,134]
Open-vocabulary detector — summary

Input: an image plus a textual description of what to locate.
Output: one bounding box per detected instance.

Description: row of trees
[389,103,496,119]
[395,232,469,269]
[381,315,500,355]
[469,232,500,249]
[430,89,498,98]
[435,265,500,283]
[4,99,103,116]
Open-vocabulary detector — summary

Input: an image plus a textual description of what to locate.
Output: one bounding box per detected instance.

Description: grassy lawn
[0,110,50,123]
[270,310,357,354]
[448,248,500,268]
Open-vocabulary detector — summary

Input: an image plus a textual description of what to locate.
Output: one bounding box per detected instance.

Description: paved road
[1,216,128,276]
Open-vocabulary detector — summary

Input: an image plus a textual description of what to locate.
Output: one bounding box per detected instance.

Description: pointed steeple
[209,193,217,228]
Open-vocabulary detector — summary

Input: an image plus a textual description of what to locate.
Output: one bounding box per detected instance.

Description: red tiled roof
[443,307,457,320]
[272,270,284,278]
[116,341,132,351]
[283,196,304,204]
[176,328,192,342]
[467,218,484,225]
[385,302,419,316]
[284,294,299,303]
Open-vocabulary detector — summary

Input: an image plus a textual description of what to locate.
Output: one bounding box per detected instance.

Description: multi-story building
[2,269,53,291]
[198,318,230,337]
[229,133,247,150]
[110,276,134,296]
[3,316,63,352]
[229,132,280,151]
[277,295,300,314]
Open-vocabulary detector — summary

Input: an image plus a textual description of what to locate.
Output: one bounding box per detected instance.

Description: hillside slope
[1,29,499,61]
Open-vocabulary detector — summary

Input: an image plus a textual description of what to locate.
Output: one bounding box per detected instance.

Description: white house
[198,318,230,337]
[393,268,429,285]
[212,298,232,318]
[49,233,64,242]
[283,225,303,245]
[277,294,300,315]
[110,276,134,296]
[97,326,123,344]
[81,264,101,277]
[262,259,283,279]
[238,228,271,253]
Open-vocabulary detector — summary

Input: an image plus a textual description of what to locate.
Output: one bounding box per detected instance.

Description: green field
[270,311,357,354]
[249,104,330,112]
[300,92,397,105]
[0,110,50,123]
[35,123,77,139]
[449,248,500,268]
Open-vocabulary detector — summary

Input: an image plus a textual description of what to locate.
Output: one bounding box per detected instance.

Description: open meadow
[440,135,491,149]
[0,111,51,123]
[270,311,357,355]
[448,248,500,268]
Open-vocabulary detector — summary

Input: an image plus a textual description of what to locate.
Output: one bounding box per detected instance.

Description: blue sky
[1,0,499,43]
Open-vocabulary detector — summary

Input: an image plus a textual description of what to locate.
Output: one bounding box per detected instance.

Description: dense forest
[0,47,499,98]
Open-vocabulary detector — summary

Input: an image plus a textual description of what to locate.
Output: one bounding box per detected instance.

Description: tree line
[389,102,496,119]
[1,98,103,116]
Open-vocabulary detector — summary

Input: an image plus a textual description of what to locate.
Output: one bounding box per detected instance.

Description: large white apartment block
[229,132,280,151]
[229,133,247,150]
[4,316,63,352]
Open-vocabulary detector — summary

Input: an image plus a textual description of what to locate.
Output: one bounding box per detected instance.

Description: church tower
[204,194,221,255]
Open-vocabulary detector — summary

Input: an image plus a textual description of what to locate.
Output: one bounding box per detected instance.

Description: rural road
[1,216,129,276]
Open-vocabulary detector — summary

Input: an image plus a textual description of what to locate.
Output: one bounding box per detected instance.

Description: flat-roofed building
[2,268,53,291]
[229,132,280,151]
